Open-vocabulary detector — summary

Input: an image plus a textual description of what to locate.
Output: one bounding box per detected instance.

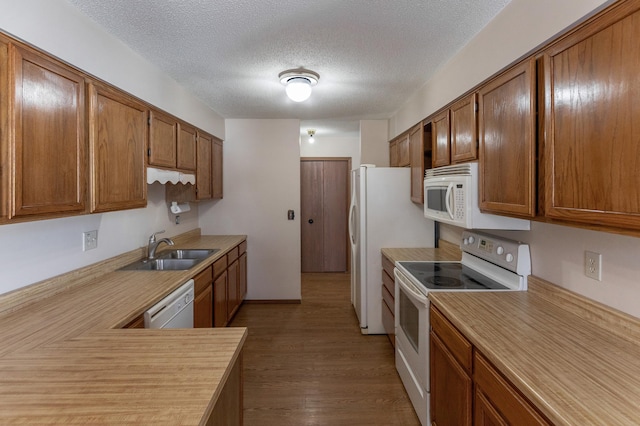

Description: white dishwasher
[144,280,195,329]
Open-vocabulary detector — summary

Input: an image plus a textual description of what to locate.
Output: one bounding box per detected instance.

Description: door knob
[308,219,314,224]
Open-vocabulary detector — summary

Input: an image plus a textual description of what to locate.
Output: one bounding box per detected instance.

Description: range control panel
[461,230,531,275]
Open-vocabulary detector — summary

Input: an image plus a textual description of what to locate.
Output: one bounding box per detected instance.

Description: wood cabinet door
[9,44,86,218]
[177,122,197,171]
[432,110,451,167]
[389,140,399,167]
[450,93,478,164]
[196,131,213,200]
[398,134,410,167]
[430,331,472,426]
[88,82,147,213]
[148,109,177,168]
[409,123,425,204]
[214,270,228,327]
[474,389,508,426]
[478,58,536,218]
[239,251,247,300]
[227,258,239,321]
[212,138,223,199]
[194,285,213,328]
[542,1,640,229]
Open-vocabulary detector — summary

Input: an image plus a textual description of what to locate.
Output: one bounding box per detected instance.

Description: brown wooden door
[88,81,147,213]
[542,1,640,230]
[148,109,177,168]
[478,58,536,218]
[196,131,213,200]
[213,269,228,327]
[450,93,478,164]
[212,138,223,199]
[409,123,425,204]
[177,122,197,171]
[10,43,86,218]
[301,159,349,273]
[432,110,451,167]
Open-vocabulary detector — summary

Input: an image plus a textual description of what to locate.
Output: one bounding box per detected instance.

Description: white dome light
[279,68,319,103]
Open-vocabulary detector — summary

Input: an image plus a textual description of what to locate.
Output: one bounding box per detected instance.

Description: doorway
[300,158,351,272]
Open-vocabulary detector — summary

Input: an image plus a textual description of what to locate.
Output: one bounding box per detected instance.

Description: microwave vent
[425,163,475,178]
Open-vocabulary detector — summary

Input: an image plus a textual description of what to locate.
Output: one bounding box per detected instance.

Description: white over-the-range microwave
[423,162,530,230]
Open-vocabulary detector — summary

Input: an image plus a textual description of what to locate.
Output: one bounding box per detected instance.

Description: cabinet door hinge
[475,102,479,112]
[148,117,151,125]
[147,148,151,157]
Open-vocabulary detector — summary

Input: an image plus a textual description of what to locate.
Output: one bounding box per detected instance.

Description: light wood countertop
[430,276,640,425]
[0,231,248,424]
[381,240,462,263]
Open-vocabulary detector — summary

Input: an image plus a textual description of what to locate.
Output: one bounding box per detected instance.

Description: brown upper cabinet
[7,43,87,220]
[409,123,425,204]
[430,93,478,169]
[541,0,640,230]
[389,132,410,168]
[88,81,147,213]
[212,137,224,199]
[450,93,478,164]
[478,58,537,219]
[177,123,197,171]
[432,109,450,167]
[148,109,177,169]
[196,131,213,200]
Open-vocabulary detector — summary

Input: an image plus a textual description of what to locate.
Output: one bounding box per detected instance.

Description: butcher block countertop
[0,230,247,425]
[430,276,640,426]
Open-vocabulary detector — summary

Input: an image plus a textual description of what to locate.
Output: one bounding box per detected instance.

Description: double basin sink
[119,249,219,271]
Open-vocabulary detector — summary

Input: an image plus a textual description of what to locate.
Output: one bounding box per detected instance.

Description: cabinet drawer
[239,240,247,254]
[381,254,395,276]
[227,246,239,263]
[382,284,394,316]
[193,265,212,295]
[430,305,472,373]
[382,268,394,297]
[213,255,227,279]
[474,353,550,425]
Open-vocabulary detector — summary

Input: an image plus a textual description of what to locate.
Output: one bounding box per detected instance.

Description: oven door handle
[394,269,429,307]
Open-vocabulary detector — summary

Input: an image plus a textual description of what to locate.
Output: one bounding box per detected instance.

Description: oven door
[394,267,429,426]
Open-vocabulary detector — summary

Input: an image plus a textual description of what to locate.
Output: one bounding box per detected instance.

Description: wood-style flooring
[229,273,420,425]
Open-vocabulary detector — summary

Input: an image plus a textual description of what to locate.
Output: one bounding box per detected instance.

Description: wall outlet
[585,251,602,281]
[83,230,98,251]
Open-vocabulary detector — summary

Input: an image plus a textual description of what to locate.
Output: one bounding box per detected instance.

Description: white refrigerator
[349,165,434,334]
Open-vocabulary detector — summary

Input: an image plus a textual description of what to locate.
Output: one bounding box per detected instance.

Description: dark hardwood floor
[229,273,420,425]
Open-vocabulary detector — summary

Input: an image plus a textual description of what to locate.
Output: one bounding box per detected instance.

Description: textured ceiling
[66,0,511,135]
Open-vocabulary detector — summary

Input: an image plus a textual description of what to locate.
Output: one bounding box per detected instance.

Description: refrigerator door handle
[348,201,357,245]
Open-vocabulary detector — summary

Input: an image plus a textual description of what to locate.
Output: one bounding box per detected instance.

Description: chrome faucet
[147,230,174,259]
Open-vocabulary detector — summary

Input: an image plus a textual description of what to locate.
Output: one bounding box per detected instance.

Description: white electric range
[393,230,531,426]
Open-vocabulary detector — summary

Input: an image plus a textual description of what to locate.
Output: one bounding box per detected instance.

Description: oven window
[399,289,420,352]
[426,187,447,213]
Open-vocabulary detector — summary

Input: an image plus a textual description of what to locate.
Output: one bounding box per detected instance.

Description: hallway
[230,273,420,425]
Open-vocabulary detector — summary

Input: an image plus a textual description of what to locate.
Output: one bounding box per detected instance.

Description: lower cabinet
[381,253,396,347]
[205,352,243,426]
[213,240,248,327]
[430,305,472,426]
[193,266,213,328]
[430,305,550,426]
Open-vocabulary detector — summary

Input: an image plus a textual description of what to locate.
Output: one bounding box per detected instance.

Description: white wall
[199,119,302,300]
[300,135,360,166]
[0,0,222,295]
[397,0,640,318]
[360,120,390,166]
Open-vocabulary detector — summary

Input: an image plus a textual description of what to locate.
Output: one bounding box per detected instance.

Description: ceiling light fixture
[307,129,316,143]
[279,68,319,102]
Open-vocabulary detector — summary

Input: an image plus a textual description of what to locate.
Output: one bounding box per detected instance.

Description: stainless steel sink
[159,248,219,260]
[119,258,200,271]
[118,248,219,271]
